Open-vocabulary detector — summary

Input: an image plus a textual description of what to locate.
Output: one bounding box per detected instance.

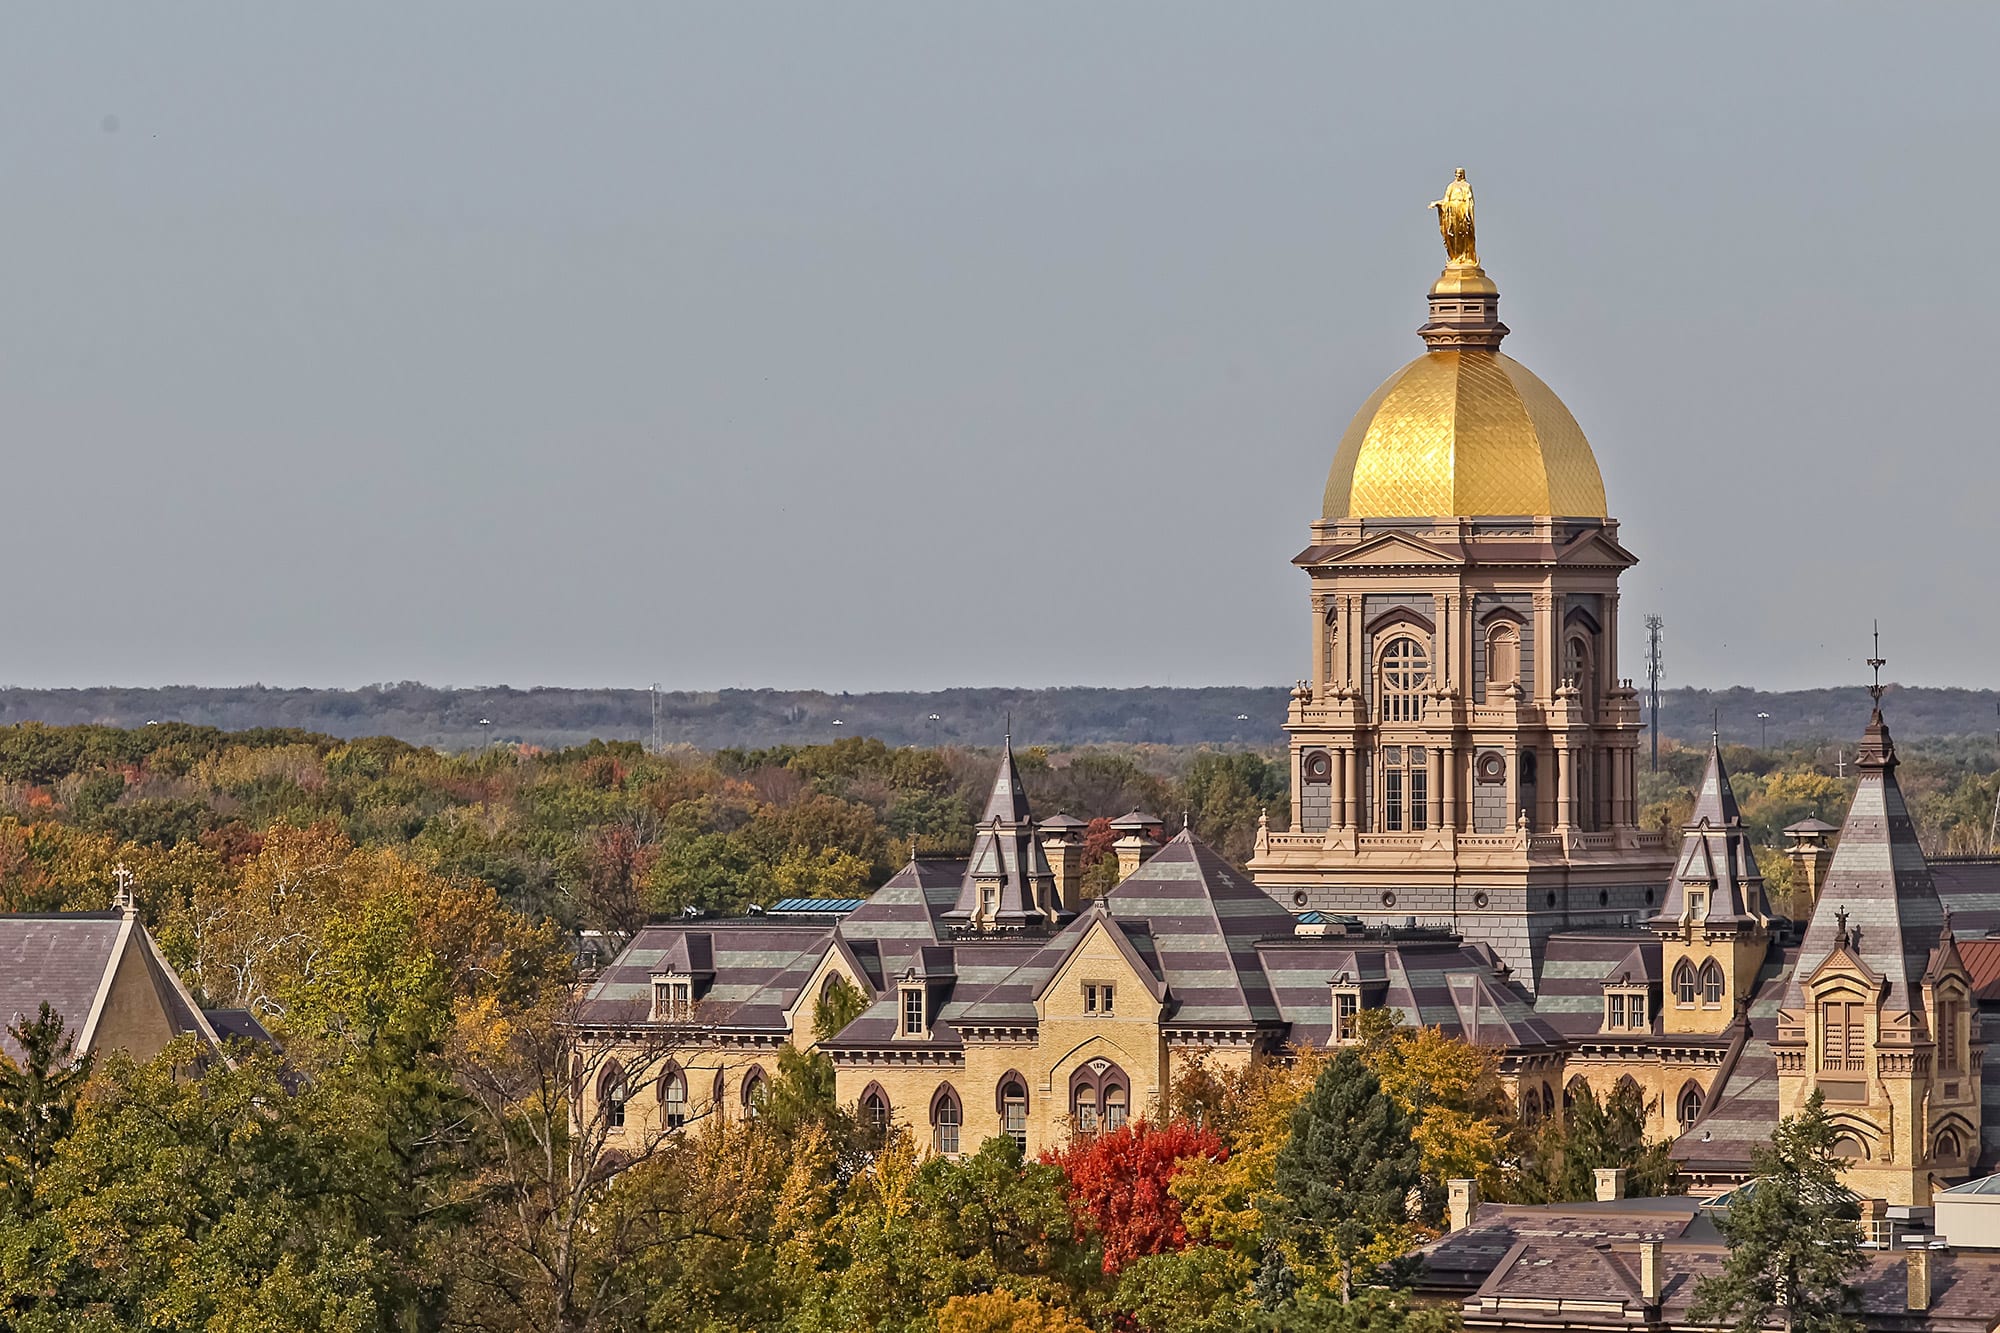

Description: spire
[1688,735,1743,827]
[1784,692,1941,1014]
[1858,623,1897,772]
[979,732,1033,825]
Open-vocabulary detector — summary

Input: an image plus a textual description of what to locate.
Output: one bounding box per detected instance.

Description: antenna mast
[650,683,662,754]
[1643,615,1664,770]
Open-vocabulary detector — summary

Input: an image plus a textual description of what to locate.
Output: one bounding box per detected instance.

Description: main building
[577,173,2000,1210]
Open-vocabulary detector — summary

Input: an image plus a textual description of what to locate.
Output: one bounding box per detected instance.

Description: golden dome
[1321,347,1608,520]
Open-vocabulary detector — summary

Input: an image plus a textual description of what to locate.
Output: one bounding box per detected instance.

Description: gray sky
[3,5,1995,693]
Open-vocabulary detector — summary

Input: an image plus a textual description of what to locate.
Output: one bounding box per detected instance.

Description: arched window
[1673,961,1698,1007]
[1073,1085,1099,1137]
[1677,1082,1703,1132]
[1564,633,1595,717]
[862,1088,890,1134]
[1104,1084,1128,1132]
[712,1067,726,1109]
[1377,636,1431,724]
[1834,1135,1868,1161]
[741,1068,767,1121]
[1486,622,1520,690]
[1936,1129,1963,1161]
[931,1088,962,1156]
[1522,1085,1541,1124]
[1001,1079,1029,1149]
[661,1066,689,1130]
[1565,1076,1589,1112]
[600,1063,628,1130]
[1700,961,1725,1007]
[1542,1083,1556,1120]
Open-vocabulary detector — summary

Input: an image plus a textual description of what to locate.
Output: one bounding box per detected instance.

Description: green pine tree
[1271,1049,1422,1303]
[1688,1090,1863,1333]
[0,1003,92,1216]
[1512,1081,1680,1203]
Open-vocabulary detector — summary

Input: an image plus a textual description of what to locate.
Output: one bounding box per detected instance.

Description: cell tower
[650,683,662,754]
[1643,614,1664,770]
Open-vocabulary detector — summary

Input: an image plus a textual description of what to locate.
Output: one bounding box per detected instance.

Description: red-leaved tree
[1043,1119,1226,1274]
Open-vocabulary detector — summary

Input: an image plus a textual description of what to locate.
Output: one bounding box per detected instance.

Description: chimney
[1110,809,1161,880]
[1637,1241,1663,1304]
[1038,815,1086,913]
[1859,1197,1889,1247]
[1782,819,1835,920]
[1447,1178,1480,1232]
[1594,1168,1628,1202]
[1907,1246,1932,1312]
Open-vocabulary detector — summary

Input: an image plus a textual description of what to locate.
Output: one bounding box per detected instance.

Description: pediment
[1805,943,1886,995]
[1314,531,1466,570]
[1554,529,1640,569]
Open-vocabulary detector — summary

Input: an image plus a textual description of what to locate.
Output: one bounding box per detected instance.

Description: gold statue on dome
[1430,167,1477,267]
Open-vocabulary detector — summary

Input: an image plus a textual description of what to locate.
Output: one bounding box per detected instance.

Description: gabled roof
[1782,707,1944,1015]
[1531,931,1661,1038]
[0,909,224,1064]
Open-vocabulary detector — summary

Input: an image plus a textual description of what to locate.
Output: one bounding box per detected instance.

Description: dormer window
[1603,987,1648,1032]
[1084,983,1115,1014]
[1332,988,1361,1043]
[1686,889,1708,921]
[901,986,927,1037]
[980,887,997,919]
[652,973,695,1022]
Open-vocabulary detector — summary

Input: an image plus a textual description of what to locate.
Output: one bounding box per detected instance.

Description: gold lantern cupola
[1321,169,1609,522]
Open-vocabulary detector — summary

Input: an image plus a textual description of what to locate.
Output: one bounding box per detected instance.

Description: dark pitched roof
[1263,935,1562,1051]
[0,913,126,1060]
[1419,1197,1711,1293]
[575,922,836,1029]
[1532,931,1661,1038]
[1783,707,1943,1016]
[1100,831,1296,1030]
[1672,944,1796,1172]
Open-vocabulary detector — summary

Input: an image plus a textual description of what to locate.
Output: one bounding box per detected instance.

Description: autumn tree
[1271,1051,1422,1302]
[1353,1011,1514,1204]
[1044,1118,1226,1274]
[934,1289,1094,1333]
[1689,1090,1862,1333]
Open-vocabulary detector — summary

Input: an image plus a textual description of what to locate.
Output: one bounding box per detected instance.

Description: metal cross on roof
[1867,620,1887,704]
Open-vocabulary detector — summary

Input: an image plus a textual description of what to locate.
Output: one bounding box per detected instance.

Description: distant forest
[0,681,1991,753]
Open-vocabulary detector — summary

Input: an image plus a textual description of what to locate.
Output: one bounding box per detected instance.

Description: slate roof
[1783,708,1943,1016]
[1264,934,1561,1050]
[1533,929,1661,1038]
[1455,1234,2000,1332]
[575,923,836,1030]
[1420,1197,1714,1292]
[1099,830,1295,1031]
[0,913,129,1058]
[946,741,1058,923]
[1935,857,2000,938]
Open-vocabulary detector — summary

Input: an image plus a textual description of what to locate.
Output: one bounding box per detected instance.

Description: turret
[1110,809,1162,881]
[1037,813,1087,914]
[1782,816,1837,921]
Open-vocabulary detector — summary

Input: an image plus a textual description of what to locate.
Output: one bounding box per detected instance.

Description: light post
[1757,711,1771,749]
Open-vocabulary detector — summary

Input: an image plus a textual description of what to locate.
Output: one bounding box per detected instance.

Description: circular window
[1381,891,1398,908]
[1292,890,1309,908]
[1475,752,1506,783]
[1303,751,1331,783]
[1473,891,1490,909]
[1598,889,1610,907]
[1546,892,1558,909]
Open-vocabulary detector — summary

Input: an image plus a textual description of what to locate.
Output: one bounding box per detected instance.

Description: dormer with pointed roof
[1650,739,1770,1036]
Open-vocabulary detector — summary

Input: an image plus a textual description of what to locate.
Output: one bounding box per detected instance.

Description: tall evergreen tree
[1689,1090,1862,1333]
[0,1003,91,1216]
[1271,1050,1420,1302]
[1511,1081,1680,1203]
